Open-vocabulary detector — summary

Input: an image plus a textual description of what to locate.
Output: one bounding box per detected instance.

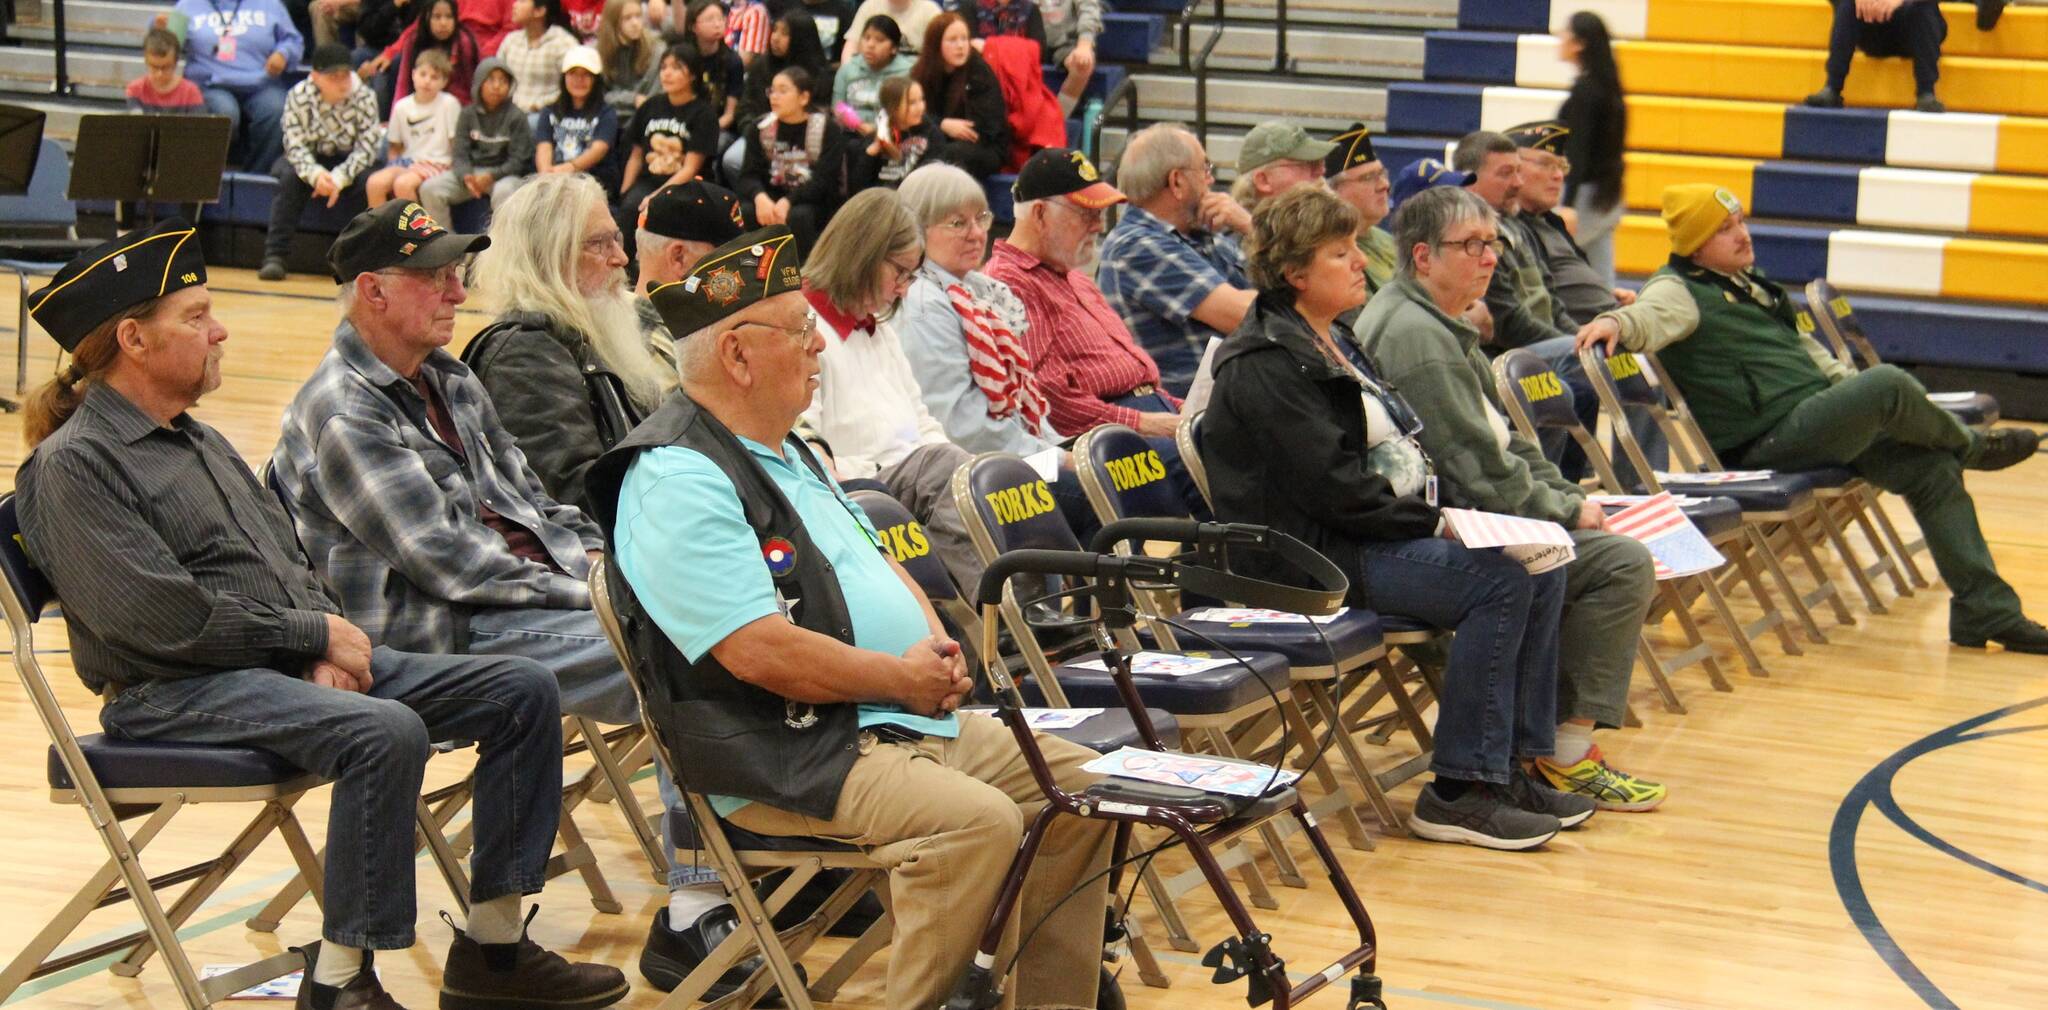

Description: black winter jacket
[1204,294,1442,594]
[465,311,639,516]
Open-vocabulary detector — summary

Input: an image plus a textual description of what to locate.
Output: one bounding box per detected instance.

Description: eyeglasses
[883,254,924,289]
[739,309,819,344]
[1522,154,1572,176]
[581,229,626,256]
[1178,160,1217,182]
[936,210,995,234]
[1335,166,1388,188]
[1438,236,1507,259]
[377,260,467,291]
[1047,199,1105,227]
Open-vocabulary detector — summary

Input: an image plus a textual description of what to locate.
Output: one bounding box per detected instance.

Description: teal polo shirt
[612,434,959,816]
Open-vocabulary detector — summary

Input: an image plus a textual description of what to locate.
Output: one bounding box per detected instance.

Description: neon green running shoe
[1534,745,1667,812]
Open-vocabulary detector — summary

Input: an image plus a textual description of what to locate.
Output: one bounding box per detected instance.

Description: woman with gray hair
[1203,183,1584,851]
[800,185,991,595]
[894,162,1097,536]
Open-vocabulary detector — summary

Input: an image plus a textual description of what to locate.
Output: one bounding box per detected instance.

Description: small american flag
[1605,492,1725,580]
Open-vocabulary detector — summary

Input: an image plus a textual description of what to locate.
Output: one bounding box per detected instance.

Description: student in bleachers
[735,67,847,253]
[1204,184,1583,851]
[1557,11,1626,287]
[967,0,1099,116]
[1356,185,1668,814]
[1579,184,2048,654]
[618,48,719,224]
[673,0,747,137]
[1323,123,1397,295]
[169,0,303,172]
[848,75,937,189]
[16,219,618,1010]
[1229,120,1330,213]
[798,188,989,597]
[1096,123,1255,399]
[500,0,583,116]
[419,58,534,227]
[911,12,1011,179]
[840,0,941,62]
[729,10,833,177]
[598,0,666,116]
[259,43,384,282]
[834,15,914,137]
[535,47,623,193]
[566,0,608,38]
[987,148,1209,517]
[895,163,1099,534]
[358,0,482,106]
[367,48,463,207]
[463,0,520,56]
[1805,0,1951,113]
[127,28,207,115]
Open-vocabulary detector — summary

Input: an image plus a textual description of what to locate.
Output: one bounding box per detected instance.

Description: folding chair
[589,557,889,1010]
[1494,349,1755,708]
[1177,410,1441,777]
[1631,347,1910,619]
[952,450,1309,952]
[0,494,324,1009]
[1074,423,1421,845]
[1800,279,1951,588]
[0,137,101,402]
[849,487,1177,990]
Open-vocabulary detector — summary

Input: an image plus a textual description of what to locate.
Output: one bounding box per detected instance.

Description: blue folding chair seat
[1048,649,1293,716]
[1138,607,1384,669]
[1676,496,1745,540]
[49,734,308,793]
[1659,473,1819,513]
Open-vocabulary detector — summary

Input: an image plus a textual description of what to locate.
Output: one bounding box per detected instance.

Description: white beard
[585,282,672,413]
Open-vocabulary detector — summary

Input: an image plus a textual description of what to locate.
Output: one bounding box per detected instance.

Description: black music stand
[0,104,42,195]
[68,113,233,229]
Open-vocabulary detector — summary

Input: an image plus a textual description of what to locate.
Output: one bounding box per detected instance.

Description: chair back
[850,490,957,602]
[0,138,77,230]
[1074,423,1183,525]
[1174,410,1214,510]
[1492,349,1582,433]
[951,452,1099,706]
[1803,277,1880,371]
[0,495,55,628]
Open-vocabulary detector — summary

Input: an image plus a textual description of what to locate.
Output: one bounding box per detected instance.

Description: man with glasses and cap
[1095,122,1255,398]
[1322,122,1398,295]
[1229,119,1333,213]
[586,225,1116,1010]
[14,219,626,1010]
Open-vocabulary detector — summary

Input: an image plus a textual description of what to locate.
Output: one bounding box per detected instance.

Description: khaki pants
[727,713,1111,1009]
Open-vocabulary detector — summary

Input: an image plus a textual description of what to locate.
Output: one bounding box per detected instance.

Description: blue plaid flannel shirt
[1095,205,1249,396]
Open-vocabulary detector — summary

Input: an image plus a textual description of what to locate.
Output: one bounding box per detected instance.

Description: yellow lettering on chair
[1108,450,1166,492]
[1796,311,1815,333]
[1517,373,1563,402]
[880,521,932,561]
[1607,354,1642,380]
[1830,296,1852,318]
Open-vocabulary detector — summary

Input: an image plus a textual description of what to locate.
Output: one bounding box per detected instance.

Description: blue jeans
[99,648,563,949]
[1111,390,1213,520]
[200,79,289,173]
[1351,538,1564,784]
[467,606,711,889]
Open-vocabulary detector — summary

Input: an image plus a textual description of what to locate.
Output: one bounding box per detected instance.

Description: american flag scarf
[946,271,1050,432]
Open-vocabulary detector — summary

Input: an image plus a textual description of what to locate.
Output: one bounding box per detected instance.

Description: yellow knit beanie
[1662,184,1745,256]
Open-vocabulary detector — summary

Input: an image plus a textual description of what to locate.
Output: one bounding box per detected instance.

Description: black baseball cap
[310,42,353,73]
[1012,148,1125,209]
[327,201,491,284]
[639,181,745,246]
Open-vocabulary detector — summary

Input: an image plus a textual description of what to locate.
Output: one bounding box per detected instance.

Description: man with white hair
[1096,123,1254,398]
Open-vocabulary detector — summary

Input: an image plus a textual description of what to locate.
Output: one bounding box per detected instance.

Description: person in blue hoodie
[168,0,305,171]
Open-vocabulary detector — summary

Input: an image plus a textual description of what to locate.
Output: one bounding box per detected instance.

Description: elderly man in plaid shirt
[1095,124,1256,399]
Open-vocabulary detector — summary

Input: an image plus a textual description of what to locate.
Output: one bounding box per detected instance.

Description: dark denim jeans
[99,647,564,949]
[1352,537,1565,784]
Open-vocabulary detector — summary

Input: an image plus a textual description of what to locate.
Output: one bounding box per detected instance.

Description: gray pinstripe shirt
[16,384,338,694]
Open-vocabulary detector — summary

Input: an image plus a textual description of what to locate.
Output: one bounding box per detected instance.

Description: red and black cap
[327,200,491,284]
[1012,148,1125,209]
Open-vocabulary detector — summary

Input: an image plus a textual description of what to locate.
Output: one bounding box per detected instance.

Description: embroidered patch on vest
[763,536,798,576]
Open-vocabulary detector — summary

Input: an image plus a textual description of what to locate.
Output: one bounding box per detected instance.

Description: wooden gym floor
[1,270,2045,1010]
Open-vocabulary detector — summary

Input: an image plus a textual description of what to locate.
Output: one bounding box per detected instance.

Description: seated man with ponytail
[14,219,626,1010]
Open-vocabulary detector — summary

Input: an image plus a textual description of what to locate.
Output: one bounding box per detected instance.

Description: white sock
[311,942,365,988]
[668,883,728,928]
[464,894,525,945]
[1554,722,1595,765]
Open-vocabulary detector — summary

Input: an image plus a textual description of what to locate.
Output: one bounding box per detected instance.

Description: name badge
[215,34,237,61]
[1425,474,1439,507]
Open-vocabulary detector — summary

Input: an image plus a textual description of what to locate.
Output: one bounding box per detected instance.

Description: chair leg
[580,724,671,882]
[1661,580,1733,693]
[1376,655,1435,752]
[1783,511,1857,626]
[1280,685,1373,851]
[1140,860,1200,953]
[1726,532,1802,658]
[1695,566,1769,677]
[1847,488,1914,597]
[0,802,179,1002]
[1302,679,1407,837]
[114,797,302,977]
[807,911,892,1000]
[1753,524,1829,644]
[1203,727,1307,889]
[1815,495,1888,614]
[1865,490,1933,589]
[418,794,473,916]
[548,795,622,914]
[1636,635,1687,714]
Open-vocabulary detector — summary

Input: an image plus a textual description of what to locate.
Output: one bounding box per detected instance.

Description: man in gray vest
[587,227,1114,1009]
[1579,184,2048,654]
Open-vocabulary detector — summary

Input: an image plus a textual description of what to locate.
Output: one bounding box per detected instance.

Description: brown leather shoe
[437,909,629,1010]
[291,944,409,1010]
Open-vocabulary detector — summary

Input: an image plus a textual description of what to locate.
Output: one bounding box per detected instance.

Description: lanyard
[210,0,248,25]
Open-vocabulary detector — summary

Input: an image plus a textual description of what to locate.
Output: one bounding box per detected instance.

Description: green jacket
[1359,225,1398,296]
[1481,213,1575,355]
[1352,275,1584,525]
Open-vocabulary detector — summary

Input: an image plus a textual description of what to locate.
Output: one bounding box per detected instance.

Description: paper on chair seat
[1068,652,1240,676]
[1927,391,1982,405]
[1020,708,1105,730]
[1023,447,1061,482]
[1655,469,1776,484]
[1082,746,1301,798]
[1440,508,1576,575]
[1182,606,1350,625]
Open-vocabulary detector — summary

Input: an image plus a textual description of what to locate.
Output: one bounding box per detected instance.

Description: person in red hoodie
[463,0,519,54]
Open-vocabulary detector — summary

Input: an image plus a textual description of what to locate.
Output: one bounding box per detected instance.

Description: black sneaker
[438,908,628,1010]
[1803,86,1844,109]
[1505,766,1597,829]
[639,906,800,1004]
[1916,92,1947,114]
[1954,618,2048,654]
[1966,427,2040,471]
[258,259,288,282]
[1409,782,1560,851]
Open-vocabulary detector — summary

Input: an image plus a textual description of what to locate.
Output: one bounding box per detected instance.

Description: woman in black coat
[1557,10,1627,287]
[1204,184,1577,851]
[910,11,1010,179]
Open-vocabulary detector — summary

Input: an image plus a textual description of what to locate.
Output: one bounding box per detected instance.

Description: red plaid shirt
[984,240,1178,435]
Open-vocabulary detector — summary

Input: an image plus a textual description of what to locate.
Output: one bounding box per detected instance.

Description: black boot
[1954,619,2048,655]
[292,944,407,1010]
[1804,86,1844,108]
[439,908,628,1010]
[639,907,803,1005]
[1978,0,2007,31]
[1966,427,2039,471]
